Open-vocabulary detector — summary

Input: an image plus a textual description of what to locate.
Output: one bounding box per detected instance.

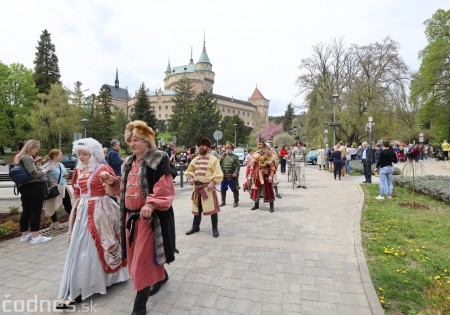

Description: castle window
[247,122,249,125]
[159,106,161,110]
[158,114,161,118]
[247,113,249,117]
[222,108,225,112]
[238,111,240,115]
[232,110,235,114]
[165,105,168,110]
[165,114,168,118]
[227,109,230,113]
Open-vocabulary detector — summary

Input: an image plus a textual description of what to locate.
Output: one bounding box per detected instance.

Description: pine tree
[131,82,157,129]
[33,29,61,94]
[283,103,294,133]
[179,91,222,146]
[168,77,196,134]
[95,84,113,146]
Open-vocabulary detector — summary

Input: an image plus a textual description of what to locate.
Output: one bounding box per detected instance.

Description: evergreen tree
[131,82,157,129]
[33,29,61,94]
[95,85,113,146]
[168,77,196,134]
[179,91,221,146]
[282,103,294,133]
[221,115,250,146]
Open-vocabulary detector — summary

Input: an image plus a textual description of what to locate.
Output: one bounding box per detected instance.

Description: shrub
[349,160,401,175]
[394,175,450,203]
[0,220,17,236]
[9,206,19,216]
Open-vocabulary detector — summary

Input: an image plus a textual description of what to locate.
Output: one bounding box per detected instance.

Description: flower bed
[394,175,450,203]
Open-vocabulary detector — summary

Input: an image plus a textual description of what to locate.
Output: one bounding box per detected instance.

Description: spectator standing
[291,140,307,189]
[219,142,240,207]
[376,141,398,199]
[279,146,288,173]
[316,146,326,170]
[442,140,449,161]
[361,141,375,183]
[107,140,124,176]
[331,146,343,180]
[15,140,57,244]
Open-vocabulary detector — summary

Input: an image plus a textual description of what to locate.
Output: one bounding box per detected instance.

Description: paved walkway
[0,159,448,314]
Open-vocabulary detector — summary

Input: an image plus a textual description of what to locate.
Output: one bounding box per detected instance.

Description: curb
[354,183,384,315]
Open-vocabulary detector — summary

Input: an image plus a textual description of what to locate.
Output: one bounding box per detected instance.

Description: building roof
[212,94,256,108]
[148,89,176,96]
[108,85,129,100]
[197,44,211,64]
[172,63,196,74]
[249,86,268,100]
[165,61,171,73]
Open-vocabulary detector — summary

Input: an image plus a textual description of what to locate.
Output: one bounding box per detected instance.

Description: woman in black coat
[331,146,343,180]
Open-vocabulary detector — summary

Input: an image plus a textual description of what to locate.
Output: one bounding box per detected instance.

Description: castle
[110,40,270,129]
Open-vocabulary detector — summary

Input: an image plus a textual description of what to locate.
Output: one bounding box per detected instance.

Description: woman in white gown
[56,138,129,309]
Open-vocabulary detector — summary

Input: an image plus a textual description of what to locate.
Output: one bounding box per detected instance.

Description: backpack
[9,159,32,185]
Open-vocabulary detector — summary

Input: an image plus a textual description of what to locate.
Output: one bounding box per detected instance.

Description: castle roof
[172,63,196,74]
[197,44,211,64]
[165,60,171,73]
[212,94,256,108]
[249,86,268,100]
[108,85,129,100]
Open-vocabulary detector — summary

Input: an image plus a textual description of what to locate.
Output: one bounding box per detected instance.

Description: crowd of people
[12,126,446,314]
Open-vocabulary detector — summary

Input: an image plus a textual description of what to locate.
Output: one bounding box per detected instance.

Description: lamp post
[81,119,89,138]
[367,117,373,146]
[323,129,328,146]
[331,94,338,147]
[233,123,238,147]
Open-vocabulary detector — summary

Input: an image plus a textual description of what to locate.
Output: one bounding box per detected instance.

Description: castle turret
[165,59,171,79]
[248,86,269,124]
[115,68,119,88]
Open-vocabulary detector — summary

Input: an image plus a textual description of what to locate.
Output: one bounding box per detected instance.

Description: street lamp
[233,123,238,147]
[331,94,339,147]
[81,119,89,138]
[367,117,373,146]
[324,129,328,145]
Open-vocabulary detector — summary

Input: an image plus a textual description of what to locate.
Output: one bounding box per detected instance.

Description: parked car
[0,158,5,166]
[232,147,247,165]
[306,149,318,165]
[61,154,77,170]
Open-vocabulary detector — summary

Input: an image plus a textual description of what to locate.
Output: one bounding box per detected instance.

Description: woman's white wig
[72,138,105,172]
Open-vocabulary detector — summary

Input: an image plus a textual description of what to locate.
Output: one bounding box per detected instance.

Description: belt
[125,208,140,246]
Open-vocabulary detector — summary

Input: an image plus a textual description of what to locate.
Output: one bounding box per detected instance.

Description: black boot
[211,214,219,238]
[274,186,282,198]
[219,191,226,207]
[132,286,150,315]
[251,201,259,210]
[185,215,201,235]
[269,201,274,213]
[148,269,169,296]
[233,191,239,207]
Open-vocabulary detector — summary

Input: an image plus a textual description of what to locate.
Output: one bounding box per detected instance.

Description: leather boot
[251,201,259,210]
[132,286,150,315]
[219,191,226,207]
[274,186,282,198]
[185,215,201,235]
[233,191,239,207]
[211,214,219,238]
[148,269,169,296]
[269,201,274,213]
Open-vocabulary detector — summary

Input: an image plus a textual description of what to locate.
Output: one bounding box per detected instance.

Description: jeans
[345,159,350,174]
[379,165,394,197]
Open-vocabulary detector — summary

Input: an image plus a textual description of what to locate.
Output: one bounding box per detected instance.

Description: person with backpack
[13,140,57,244]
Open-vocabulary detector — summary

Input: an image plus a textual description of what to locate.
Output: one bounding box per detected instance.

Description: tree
[29,84,81,150]
[111,108,129,146]
[254,122,283,143]
[131,82,157,129]
[220,115,251,146]
[179,91,222,146]
[282,103,294,133]
[93,85,114,146]
[273,132,295,148]
[168,77,196,134]
[411,9,450,140]
[0,62,37,145]
[33,29,61,94]
[70,81,90,115]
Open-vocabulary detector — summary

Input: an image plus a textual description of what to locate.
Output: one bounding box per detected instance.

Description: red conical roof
[250,86,267,100]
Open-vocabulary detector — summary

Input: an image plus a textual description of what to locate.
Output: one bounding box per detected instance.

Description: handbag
[44,164,62,200]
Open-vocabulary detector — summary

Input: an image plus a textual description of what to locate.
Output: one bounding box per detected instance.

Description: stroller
[435,149,445,161]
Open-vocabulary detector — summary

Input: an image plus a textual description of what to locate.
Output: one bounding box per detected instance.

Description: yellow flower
[378,287,384,291]
[434,275,441,280]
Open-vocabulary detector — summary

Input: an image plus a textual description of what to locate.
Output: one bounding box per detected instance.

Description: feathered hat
[124,120,156,148]
[225,141,234,149]
[196,136,212,148]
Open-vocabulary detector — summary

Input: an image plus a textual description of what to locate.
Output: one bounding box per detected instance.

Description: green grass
[361,184,450,314]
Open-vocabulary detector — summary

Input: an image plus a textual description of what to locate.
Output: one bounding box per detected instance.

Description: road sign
[213,130,223,141]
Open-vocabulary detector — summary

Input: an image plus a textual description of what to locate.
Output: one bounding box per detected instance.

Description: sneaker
[51,222,63,230]
[375,195,384,200]
[31,235,52,245]
[388,196,393,199]
[20,233,32,242]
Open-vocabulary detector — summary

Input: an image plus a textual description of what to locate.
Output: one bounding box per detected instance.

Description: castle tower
[195,36,215,93]
[248,86,269,124]
[114,68,119,88]
[165,59,171,79]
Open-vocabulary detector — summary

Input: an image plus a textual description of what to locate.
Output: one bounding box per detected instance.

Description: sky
[1,0,448,116]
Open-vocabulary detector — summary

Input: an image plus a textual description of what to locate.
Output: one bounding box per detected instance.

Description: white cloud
[1,0,447,116]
